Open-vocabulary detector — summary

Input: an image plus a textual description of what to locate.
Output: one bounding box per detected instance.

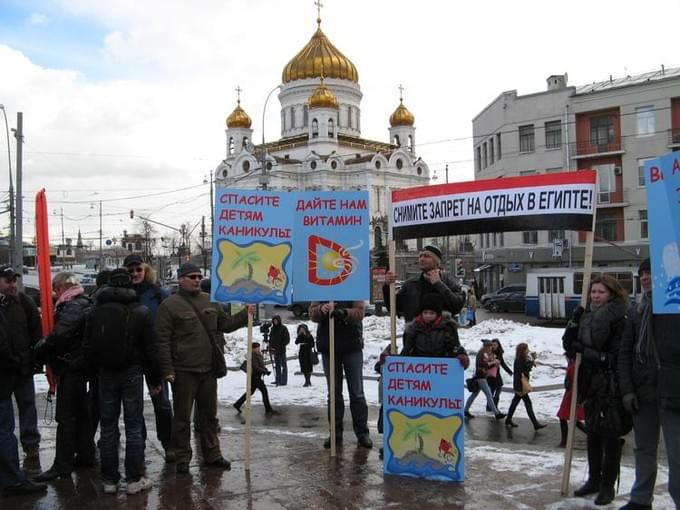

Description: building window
[242,160,250,172]
[636,106,655,136]
[394,134,400,147]
[638,157,654,187]
[349,106,355,129]
[290,107,295,129]
[590,115,615,147]
[375,160,381,170]
[242,137,249,148]
[639,210,648,239]
[548,229,565,242]
[485,233,490,247]
[496,133,502,160]
[312,119,319,138]
[482,142,488,169]
[519,125,535,153]
[476,146,482,172]
[408,135,413,153]
[595,209,619,241]
[545,120,562,149]
[546,167,562,174]
[594,163,616,203]
[499,232,504,247]
[489,138,494,164]
[228,137,234,155]
[396,159,403,170]
[331,160,338,170]
[519,170,537,176]
[522,231,538,244]
[303,105,309,127]
[492,233,497,247]
[328,118,334,137]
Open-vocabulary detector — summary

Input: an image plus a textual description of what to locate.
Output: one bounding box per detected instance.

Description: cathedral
[214,13,430,251]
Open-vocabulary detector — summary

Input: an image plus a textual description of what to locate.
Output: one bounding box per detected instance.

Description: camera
[259,321,271,342]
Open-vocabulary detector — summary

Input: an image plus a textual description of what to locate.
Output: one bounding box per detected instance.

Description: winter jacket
[134,282,170,320]
[568,300,627,404]
[269,316,290,351]
[296,331,315,374]
[618,294,680,410]
[1,292,42,377]
[155,289,248,376]
[252,350,269,378]
[489,342,513,387]
[473,349,497,379]
[83,286,161,385]
[383,271,465,323]
[0,308,18,399]
[400,316,465,358]
[512,355,535,393]
[309,301,364,355]
[45,291,93,375]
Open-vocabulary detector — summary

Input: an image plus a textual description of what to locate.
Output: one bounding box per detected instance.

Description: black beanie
[638,258,651,275]
[419,293,443,315]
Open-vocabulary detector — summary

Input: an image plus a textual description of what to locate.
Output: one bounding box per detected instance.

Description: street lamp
[259,85,281,190]
[0,105,14,266]
[432,164,452,275]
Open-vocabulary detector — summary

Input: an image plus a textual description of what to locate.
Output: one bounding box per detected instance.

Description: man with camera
[0,265,42,472]
[309,301,372,449]
[268,315,290,386]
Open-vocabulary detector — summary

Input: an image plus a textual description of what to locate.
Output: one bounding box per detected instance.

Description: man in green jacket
[156,262,254,474]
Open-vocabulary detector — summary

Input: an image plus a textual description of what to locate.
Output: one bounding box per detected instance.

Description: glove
[569,341,585,354]
[456,354,470,370]
[330,307,348,320]
[582,347,607,364]
[622,393,639,415]
[33,338,53,364]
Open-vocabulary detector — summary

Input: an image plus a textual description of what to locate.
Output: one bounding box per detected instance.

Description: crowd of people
[1,249,678,509]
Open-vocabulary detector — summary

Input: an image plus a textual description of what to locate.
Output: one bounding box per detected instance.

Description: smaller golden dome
[308,78,338,109]
[226,101,252,129]
[390,98,415,127]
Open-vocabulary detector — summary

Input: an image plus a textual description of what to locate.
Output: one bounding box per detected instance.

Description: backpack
[89,301,133,369]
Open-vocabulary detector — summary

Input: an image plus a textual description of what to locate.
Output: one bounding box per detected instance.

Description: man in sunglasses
[123,255,173,462]
[155,262,255,474]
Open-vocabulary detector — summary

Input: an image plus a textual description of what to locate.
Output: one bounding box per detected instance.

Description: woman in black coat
[487,338,513,411]
[563,274,629,506]
[504,343,545,430]
[295,324,315,387]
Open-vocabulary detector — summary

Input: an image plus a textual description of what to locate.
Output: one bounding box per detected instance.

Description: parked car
[480,285,526,306]
[484,291,526,313]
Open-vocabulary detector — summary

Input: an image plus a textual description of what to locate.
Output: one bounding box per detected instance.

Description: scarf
[55,284,85,307]
[635,293,656,365]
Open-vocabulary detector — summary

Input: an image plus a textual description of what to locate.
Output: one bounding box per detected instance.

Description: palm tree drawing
[232,250,261,280]
[402,421,431,453]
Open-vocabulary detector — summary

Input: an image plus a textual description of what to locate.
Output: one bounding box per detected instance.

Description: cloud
[28,13,49,26]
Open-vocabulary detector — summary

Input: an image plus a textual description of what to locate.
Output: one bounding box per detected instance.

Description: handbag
[517,374,533,396]
[239,360,247,373]
[466,377,480,393]
[311,349,320,366]
[180,295,228,379]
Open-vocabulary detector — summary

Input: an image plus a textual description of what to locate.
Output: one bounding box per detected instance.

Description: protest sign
[644,153,680,313]
[383,356,464,482]
[390,170,597,240]
[211,188,294,304]
[292,191,370,301]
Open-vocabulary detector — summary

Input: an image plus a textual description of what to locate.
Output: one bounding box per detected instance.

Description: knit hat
[0,265,20,280]
[108,268,132,288]
[638,258,651,275]
[177,262,201,278]
[419,293,443,315]
[422,245,442,263]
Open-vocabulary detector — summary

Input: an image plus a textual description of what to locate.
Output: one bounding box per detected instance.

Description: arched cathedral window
[328,118,334,137]
[228,137,235,155]
[408,135,413,153]
[393,135,400,147]
[303,105,309,127]
[290,106,295,129]
[312,119,319,138]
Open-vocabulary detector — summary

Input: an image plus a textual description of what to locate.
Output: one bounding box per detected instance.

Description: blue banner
[210,189,294,305]
[644,154,680,314]
[292,191,370,302]
[383,356,465,482]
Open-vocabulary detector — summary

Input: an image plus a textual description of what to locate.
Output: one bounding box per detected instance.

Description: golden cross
[315,0,323,25]
[235,86,242,104]
[398,83,404,102]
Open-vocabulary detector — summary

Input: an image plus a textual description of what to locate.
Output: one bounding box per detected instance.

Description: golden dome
[389,99,415,127]
[226,101,252,129]
[308,78,338,109]
[282,26,358,84]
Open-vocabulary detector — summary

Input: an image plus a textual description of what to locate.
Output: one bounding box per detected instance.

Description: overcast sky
[1,0,679,251]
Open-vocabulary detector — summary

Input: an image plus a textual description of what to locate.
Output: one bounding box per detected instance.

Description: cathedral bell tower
[225,87,253,158]
[388,86,416,155]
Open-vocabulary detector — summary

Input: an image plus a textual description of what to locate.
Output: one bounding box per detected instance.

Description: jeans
[629,403,680,507]
[464,378,500,415]
[12,374,40,452]
[98,368,145,484]
[0,399,27,489]
[234,377,273,412]
[274,350,288,385]
[506,393,540,427]
[321,350,369,439]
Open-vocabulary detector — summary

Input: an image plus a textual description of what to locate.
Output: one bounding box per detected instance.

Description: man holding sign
[310,300,372,450]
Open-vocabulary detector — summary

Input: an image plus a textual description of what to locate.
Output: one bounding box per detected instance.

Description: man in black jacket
[618,258,680,510]
[382,245,466,323]
[84,268,161,495]
[268,315,290,386]
[0,265,42,470]
[0,294,47,497]
[33,272,95,482]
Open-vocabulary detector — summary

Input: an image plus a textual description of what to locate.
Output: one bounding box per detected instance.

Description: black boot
[574,477,601,497]
[575,433,603,497]
[525,397,546,430]
[595,438,623,506]
[558,420,568,447]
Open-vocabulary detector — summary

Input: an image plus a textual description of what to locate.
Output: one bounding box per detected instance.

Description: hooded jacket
[400,316,464,358]
[268,315,290,351]
[618,294,680,409]
[45,289,93,375]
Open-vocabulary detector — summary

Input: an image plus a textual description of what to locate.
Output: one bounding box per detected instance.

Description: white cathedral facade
[214,17,430,251]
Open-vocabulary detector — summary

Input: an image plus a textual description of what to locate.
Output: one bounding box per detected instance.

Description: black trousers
[586,431,623,487]
[235,377,272,412]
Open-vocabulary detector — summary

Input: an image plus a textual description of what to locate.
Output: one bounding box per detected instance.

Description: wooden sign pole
[244,311,253,471]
